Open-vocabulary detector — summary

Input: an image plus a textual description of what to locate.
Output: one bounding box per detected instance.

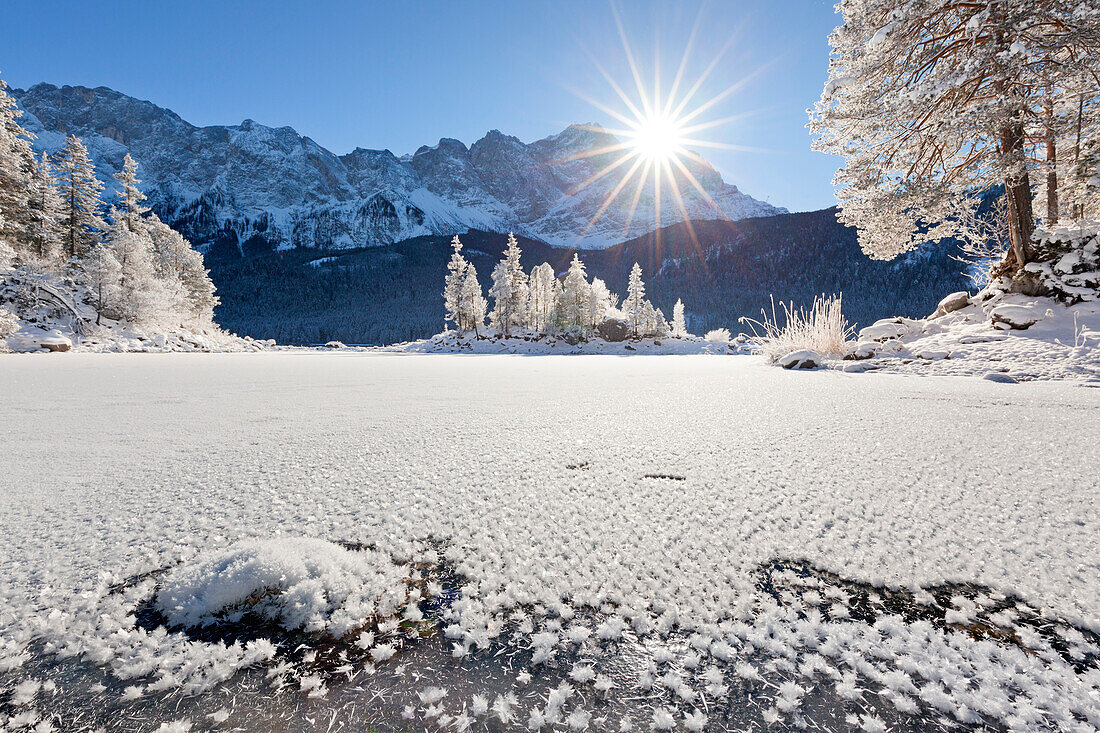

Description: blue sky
[4,0,842,212]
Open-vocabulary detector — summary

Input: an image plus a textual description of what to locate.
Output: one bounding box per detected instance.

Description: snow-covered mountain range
[13,83,784,251]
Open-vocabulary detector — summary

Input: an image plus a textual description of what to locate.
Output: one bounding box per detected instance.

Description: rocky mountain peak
[12,83,785,251]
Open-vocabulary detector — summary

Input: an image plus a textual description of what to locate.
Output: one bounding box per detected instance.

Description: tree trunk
[1044,101,1058,226]
[999,123,1035,268]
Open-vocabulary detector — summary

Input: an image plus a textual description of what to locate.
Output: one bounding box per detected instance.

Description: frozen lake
[1,353,1098,731]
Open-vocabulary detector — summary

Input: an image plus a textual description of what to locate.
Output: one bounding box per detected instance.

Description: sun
[552,4,767,246]
[626,112,686,164]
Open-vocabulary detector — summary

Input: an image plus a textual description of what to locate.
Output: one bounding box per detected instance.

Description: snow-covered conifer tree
[488,232,528,337]
[1062,93,1100,219]
[443,234,469,331]
[587,277,614,330]
[113,154,149,231]
[146,214,218,323]
[671,299,688,337]
[80,244,121,325]
[810,0,1100,268]
[54,135,105,258]
[638,300,659,338]
[623,263,646,337]
[527,262,557,333]
[107,217,173,324]
[24,153,65,265]
[0,75,36,248]
[654,307,670,338]
[459,263,486,336]
[556,253,591,333]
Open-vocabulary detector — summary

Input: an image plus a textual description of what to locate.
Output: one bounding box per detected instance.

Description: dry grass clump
[741,294,854,363]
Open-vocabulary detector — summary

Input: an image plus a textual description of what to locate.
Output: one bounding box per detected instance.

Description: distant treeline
[207,208,971,346]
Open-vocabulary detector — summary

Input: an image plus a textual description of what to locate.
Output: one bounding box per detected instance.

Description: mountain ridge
[12,82,784,252]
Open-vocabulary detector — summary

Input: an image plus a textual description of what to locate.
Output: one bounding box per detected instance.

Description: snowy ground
[1,353,1098,731]
[843,296,1100,383]
[381,331,745,356]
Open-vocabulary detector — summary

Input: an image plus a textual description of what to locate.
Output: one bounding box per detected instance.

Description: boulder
[931,291,971,318]
[324,340,347,349]
[858,318,917,342]
[989,304,1045,330]
[597,318,630,342]
[778,349,821,370]
[983,372,1018,384]
[846,340,879,360]
[39,335,71,352]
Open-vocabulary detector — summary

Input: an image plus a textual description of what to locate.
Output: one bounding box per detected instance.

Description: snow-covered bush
[742,294,853,363]
[704,328,730,343]
[0,304,17,348]
[0,241,15,270]
[155,538,409,638]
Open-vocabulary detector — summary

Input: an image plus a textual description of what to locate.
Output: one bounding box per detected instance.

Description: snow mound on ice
[155,538,408,637]
[777,349,821,369]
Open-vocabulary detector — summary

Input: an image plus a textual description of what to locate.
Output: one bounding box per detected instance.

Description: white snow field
[1,353,1098,731]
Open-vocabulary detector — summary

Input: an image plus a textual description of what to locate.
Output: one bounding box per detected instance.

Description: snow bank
[0,267,268,353]
[155,538,408,637]
[842,290,1100,381]
[385,329,749,355]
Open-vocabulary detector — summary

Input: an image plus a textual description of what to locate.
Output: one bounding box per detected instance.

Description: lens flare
[553,3,770,248]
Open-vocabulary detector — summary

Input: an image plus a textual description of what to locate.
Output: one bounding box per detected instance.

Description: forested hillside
[208,209,970,344]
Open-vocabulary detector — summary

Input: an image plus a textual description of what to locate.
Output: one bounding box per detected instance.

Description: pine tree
[587,278,615,330]
[654,307,670,338]
[146,214,218,323]
[623,262,646,337]
[443,234,468,331]
[671,299,688,337]
[24,153,65,265]
[113,153,149,230]
[488,232,528,337]
[555,253,591,333]
[810,0,1100,269]
[459,263,486,336]
[107,216,174,324]
[54,135,105,258]
[80,244,121,326]
[0,74,37,247]
[527,263,557,333]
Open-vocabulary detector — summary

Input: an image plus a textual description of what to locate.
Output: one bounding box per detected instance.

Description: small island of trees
[442,232,692,343]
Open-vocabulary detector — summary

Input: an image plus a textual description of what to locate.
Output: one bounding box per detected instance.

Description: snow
[844,295,1100,381]
[155,538,408,636]
[1,267,267,354]
[0,352,1097,729]
[385,330,748,355]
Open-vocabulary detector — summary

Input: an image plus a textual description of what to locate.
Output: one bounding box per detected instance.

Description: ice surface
[0,353,1097,729]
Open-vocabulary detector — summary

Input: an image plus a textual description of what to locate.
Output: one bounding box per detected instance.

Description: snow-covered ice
[0,352,1097,730]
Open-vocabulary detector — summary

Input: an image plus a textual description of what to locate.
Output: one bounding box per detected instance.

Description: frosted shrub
[0,305,17,346]
[741,294,853,363]
[0,241,16,269]
[704,328,730,343]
